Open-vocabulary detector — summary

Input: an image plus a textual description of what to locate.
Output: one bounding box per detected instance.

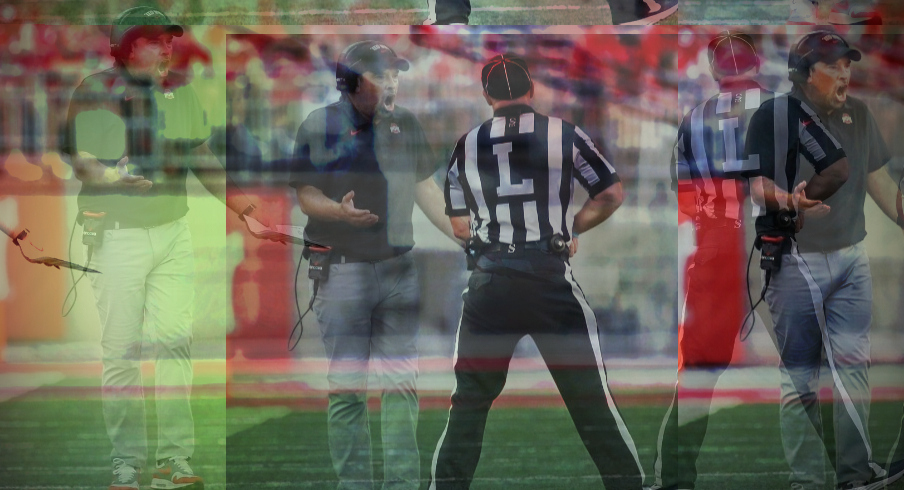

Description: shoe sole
[618,3,678,25]
[829,12,882,24]
[851,469,904,490]
[150,479,204,490]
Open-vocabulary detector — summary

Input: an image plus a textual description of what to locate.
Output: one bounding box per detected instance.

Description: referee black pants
[429,251,643,490]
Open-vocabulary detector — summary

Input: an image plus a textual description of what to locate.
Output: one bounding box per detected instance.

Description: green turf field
[224,401,904,489]
[27,0,904,26]
[0,377,226,489]
[0,371,903,489]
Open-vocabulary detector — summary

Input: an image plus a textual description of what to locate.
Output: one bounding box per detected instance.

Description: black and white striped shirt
[444,104,619,244]
[671,81,773,225]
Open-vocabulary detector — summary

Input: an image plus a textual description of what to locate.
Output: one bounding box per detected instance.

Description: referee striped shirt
[671,81,773,225]
[444,104,619,244]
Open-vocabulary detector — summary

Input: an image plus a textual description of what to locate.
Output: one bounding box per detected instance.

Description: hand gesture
[339,191,379,228]
[791,181,830,233]
[111,157,153,193]
[242,207,288,244]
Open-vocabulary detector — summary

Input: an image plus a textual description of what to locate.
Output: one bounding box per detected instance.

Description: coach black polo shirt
[790,89,889,252]
[64,67,210,227]
[290,97,436,261]
[745,90,849,245]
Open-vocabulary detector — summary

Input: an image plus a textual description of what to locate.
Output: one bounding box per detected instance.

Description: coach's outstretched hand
[340,191,380,227]
[792,180,830,232]
[111,157,153,193]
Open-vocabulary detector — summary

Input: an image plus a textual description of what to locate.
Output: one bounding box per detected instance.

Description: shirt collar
[493,104,535,118]
[718,79,763,93]
[115,63,156,88]
[339,95,377,130]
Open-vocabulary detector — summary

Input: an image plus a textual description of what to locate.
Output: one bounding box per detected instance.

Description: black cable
[740,240,771,342]
[744,240,755,312]
[61,218,88,317]
[287,250,316,351]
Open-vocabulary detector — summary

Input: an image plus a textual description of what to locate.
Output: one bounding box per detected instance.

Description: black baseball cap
[111,6,183,54]
[708,32,758,76]
[340,41,410,75]
[482,54,532,101]
[793,31,862,66]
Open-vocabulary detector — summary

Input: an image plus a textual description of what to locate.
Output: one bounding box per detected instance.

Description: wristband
[239,204,256,222]
[572,231,580,239]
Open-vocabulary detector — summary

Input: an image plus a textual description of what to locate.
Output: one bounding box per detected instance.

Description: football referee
[429,54,644,490]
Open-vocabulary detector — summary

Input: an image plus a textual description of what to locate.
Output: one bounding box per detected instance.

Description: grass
[224,399,904,489]
[19,0,817,26]
[0,378,226,489]
[1,374,902,489]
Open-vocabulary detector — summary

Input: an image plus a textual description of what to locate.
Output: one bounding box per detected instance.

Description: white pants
[88,217,195,468]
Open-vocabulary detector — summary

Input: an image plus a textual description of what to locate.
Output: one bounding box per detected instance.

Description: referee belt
[482,240,565,256]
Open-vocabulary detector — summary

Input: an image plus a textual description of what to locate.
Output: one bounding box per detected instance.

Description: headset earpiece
[336,42,368,93]
[788,30,832,84]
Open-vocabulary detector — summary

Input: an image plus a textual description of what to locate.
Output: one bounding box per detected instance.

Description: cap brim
[393,58,410,71]
[825,46,861,63]
[130,24,183,38]
[362,57,409,73]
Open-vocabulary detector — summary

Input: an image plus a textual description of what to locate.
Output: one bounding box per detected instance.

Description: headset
[335,41,371,93]
[787,30,835,84]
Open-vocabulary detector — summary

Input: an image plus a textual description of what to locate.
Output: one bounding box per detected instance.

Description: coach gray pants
[311,253,420,490]
[88,217,196,469]
[765,242,874,489]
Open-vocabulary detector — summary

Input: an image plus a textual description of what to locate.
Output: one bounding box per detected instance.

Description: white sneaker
[828,0,881,24]
[618,0,679,25]
[109,458,140,490]
[151,457,203,489]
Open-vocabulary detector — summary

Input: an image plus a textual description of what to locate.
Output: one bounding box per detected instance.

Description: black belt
[111,217,178,230]
[335,249,409,264]
[796,242,857,254]
[482,241,563,255]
